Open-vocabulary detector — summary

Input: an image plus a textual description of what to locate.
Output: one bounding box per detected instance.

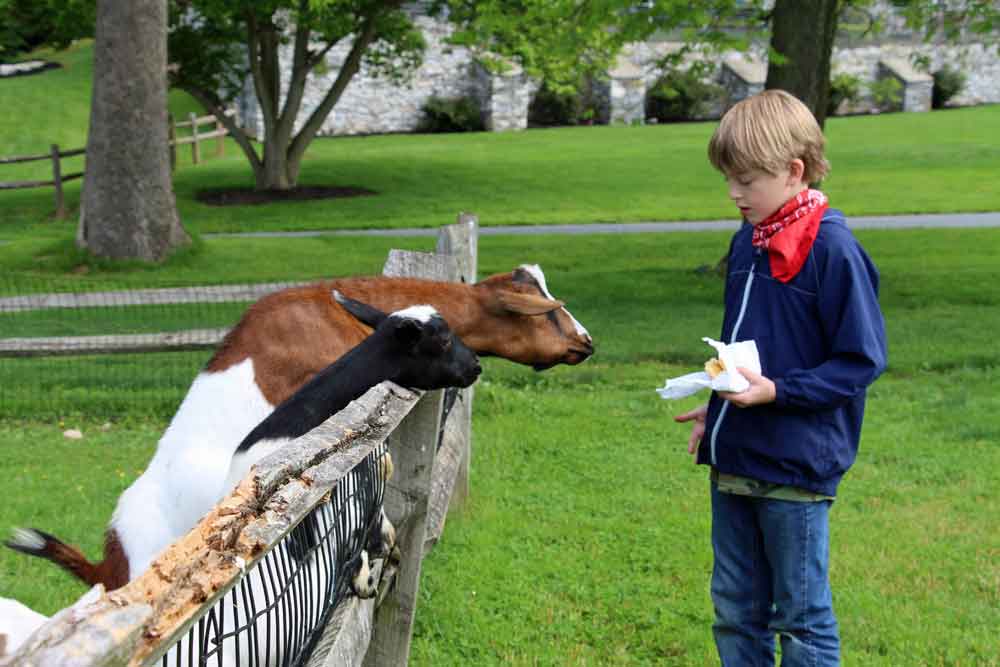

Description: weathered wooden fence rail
[0,144,85,219]
[0,109,233,219]
[3,217,478,667]
[167,109,234,170]
[0,281,310,358]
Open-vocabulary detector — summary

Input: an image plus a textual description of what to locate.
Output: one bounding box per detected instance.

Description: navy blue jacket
[698,209,888,496]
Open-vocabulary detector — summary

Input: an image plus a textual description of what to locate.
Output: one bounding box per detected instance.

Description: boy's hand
[674,403,708,460]
[718,367,776,407]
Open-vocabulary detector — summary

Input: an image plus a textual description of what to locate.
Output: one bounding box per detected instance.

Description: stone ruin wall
[235,5,1000,137]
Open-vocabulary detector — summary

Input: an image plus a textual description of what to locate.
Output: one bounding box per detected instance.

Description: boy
[675,89,887,666]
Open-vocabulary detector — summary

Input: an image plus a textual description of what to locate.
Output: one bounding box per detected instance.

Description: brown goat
[208,265,594,406]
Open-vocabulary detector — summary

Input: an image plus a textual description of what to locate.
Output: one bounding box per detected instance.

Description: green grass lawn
[1,230,998,665]
[2,43,1000,244]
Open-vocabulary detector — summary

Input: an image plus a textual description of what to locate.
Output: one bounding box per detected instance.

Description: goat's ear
[334,290,387,328]
[494,290,564,316]
[391,317,424,347]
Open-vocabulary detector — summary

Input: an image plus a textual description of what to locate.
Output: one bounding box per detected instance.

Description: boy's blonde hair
[708,89,830,184]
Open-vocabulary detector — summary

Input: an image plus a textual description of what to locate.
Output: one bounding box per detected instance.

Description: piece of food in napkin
[656,338,761,400]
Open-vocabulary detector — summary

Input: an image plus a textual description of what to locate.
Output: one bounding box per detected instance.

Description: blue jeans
[710,482,840,666]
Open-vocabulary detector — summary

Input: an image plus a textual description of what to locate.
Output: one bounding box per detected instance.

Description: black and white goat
[7,295,480,596]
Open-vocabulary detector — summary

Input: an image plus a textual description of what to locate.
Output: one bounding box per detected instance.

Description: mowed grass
[2,43,1000,243]
[1,229,998,665]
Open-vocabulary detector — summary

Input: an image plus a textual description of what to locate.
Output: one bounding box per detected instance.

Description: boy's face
[724,160,807,225]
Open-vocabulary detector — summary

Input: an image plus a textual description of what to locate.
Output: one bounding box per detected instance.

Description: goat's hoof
[378,451,394,482]
[350,550,377,599]
[366,508,397,559]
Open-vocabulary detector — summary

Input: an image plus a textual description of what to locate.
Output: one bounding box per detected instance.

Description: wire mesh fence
[157,442,388,667]
[0,275,307,419]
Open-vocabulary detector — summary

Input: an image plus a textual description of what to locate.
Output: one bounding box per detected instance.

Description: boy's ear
[787,158,806,184]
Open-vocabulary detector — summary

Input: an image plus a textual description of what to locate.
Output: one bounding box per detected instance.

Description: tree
[169,0,757,191]
[894,0,1000,41]
[438,1,758,90]
[764,0,839,128]
[169,0,424,191]
[77,0,190,262]
[764,0,1000,127]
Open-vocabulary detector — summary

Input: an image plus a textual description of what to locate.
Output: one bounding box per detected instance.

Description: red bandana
[751,189,828,283]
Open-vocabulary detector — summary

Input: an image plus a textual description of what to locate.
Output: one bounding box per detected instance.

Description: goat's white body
[223,436,290,496]
[0,598,47,657]
[111,360,274,580]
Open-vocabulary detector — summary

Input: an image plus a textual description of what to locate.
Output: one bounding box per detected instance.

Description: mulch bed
[195,185,377,206]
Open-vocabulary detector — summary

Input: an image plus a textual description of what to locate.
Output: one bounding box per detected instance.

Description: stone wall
[239,10,476,139]
[831,42,1000,112]
[234,5,1000,137]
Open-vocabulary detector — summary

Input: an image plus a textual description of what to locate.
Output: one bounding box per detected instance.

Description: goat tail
[5,528,125,590]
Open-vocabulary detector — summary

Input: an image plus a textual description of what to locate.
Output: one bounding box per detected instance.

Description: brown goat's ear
[495,290,564,316]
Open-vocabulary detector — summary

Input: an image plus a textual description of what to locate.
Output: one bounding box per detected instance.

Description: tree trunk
[77,0,190,262]
[764,0,839,128]
[256,136,293,191]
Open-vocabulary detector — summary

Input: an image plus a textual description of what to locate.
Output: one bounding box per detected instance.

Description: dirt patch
[196,185,377,207]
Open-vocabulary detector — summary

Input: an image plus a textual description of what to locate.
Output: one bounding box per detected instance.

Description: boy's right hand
[674,403,708,460]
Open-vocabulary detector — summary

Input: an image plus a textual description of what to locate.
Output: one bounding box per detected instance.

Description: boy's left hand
[718,367,776,407]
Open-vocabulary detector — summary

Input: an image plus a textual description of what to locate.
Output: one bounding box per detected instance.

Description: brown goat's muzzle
[532,342,594,371]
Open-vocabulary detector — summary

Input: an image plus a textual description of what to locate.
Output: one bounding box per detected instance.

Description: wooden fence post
[364,249,458,667]
[167,112,177,172]
[431,213,478,521]
[363,390,443,667]
[50,144,65,220]
[215,116,225,157]
[189,112,200,165]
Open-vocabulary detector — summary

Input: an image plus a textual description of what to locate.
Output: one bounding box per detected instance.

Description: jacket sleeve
[773,233,888,411]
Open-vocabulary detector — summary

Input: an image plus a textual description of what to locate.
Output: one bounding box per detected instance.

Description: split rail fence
[3,216,479,666]
[0,109,232,220]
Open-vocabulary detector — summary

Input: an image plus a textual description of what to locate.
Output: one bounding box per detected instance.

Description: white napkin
[656,337,761,400]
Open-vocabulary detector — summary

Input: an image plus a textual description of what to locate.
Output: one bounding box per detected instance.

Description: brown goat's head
[475,264,593,370]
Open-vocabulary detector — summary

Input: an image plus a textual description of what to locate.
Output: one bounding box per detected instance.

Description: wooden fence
[2,217,479,667]
[0,145,85,219]
[167,109,233,171]
[0,282,310,358]
[0,110,232,220]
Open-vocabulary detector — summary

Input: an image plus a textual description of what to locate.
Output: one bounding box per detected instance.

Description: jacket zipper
[709,259,756,465]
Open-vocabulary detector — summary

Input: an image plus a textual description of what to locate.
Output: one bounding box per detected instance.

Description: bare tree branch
[287,4,403,168]
[277,0,313,145]
[246,10,277,139]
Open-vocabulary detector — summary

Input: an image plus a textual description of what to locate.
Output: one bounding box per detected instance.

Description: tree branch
[180,84,262,172]
[246,10,277,138]
[277,0,313,144]
[305,39,340,70]
[288,4,401,165]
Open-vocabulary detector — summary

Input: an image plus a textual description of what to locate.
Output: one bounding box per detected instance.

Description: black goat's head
[334,291,481,390]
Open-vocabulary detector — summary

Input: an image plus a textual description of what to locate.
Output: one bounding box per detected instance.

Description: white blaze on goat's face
[390,304,437,323]
[519,264,592,340]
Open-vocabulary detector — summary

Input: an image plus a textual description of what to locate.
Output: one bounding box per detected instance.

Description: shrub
[0,0,92,59]
[417,95,484,133]
[645,63,721,123]
[827,73,862,117]
[932,66,966,109]
[528,84,583,127]
[869,77,902,112]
